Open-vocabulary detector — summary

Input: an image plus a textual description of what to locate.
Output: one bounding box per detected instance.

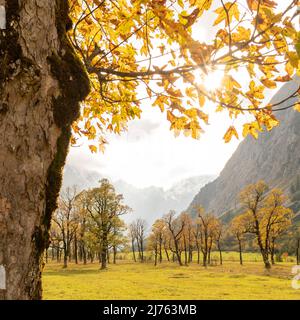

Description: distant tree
[269,218,292,265]
[84,229,99,264]
[230,214,249,265]
[151,219,166,264]
[239,181,292,269]
[109,219,127,264]
[130,219,147,263]
[75,190,91,265]
[147,232,158,266]
[148,221,165,267]
[85,179,131,269]
[289,225,300,265]
[179,213,194,265]
[162,228,172,262]
[52,187,80,268]
[128,223,137,262]
[49,222,63,263]
[164,211,185,266]
[196,206,219,267]
[214,220,223,265]
[192,219,202,265]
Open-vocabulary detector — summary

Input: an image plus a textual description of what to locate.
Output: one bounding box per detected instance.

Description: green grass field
[43,254,300,300]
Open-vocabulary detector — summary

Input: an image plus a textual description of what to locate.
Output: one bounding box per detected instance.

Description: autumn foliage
[67,0,299,151]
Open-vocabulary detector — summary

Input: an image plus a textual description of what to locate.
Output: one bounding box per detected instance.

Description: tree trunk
[90,252,94,264]
[113,246,117,264]
[131,239,136,262]
[203,252,207,267]
[140,239,144,263]
[56,246,60,263]
[189,248,193,263]
[164,245,170,262]
[203,236,208,267]
[174,241,182,266]
[68,240,71,263]
[100,231,108,270]
[0,1,89,299]
[271,251,275,265]
[183,237,188,265]
[196,245,200,264]
[74,234,78,264]
[51,246,55,261]
[270,240,275,265]
[63,253,68,269]
[253,215,271,269]
[137,240,142,261]
[78,245,82,262]
[218,242,222,266]
[82,246,87,265]
[262,251,271,269]
[297,238,300,265]
[238,238,243,265]
[159,239,162,263]
[63,241,68,269]
[107,249,110,264]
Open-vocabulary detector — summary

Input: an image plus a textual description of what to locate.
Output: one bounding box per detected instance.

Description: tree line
[146,181,299,269]
[48,179,300,270]
[49,179,130,269]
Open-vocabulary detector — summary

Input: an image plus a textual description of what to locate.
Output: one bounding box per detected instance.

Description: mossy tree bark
[0,0,89,300]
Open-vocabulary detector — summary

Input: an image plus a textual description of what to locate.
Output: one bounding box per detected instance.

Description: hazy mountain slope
[62,165,215,224]
[187,78,300,217]
[62,165,102,189]
[114,176,215,224]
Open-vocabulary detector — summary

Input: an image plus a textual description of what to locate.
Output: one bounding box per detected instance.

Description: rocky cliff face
[188,78,300,217]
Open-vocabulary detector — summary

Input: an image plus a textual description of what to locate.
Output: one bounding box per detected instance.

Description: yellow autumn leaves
[213,2,239,26]
[223,112,280,143]
[68,0,299,151]
[223,126,238,143]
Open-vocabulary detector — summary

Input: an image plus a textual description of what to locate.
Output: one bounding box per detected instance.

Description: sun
[195,69,224,92]
[204,70,224,91]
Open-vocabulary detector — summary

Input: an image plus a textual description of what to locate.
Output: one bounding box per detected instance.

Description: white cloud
[67,105,241,189]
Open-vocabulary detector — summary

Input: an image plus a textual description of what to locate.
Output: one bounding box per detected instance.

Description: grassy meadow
[43,252,300,300]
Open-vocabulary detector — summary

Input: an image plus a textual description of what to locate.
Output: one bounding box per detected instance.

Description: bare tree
[193,220,202,265]
[130,219,147,263]
[128,223,137,262]
[214,220,223,265]
[52,187,79,268]
[195,206,218,267]
[164,211,185,266]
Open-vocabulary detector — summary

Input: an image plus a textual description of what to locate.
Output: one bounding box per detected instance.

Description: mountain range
[187,78,300,219]
[62,165,215,225]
